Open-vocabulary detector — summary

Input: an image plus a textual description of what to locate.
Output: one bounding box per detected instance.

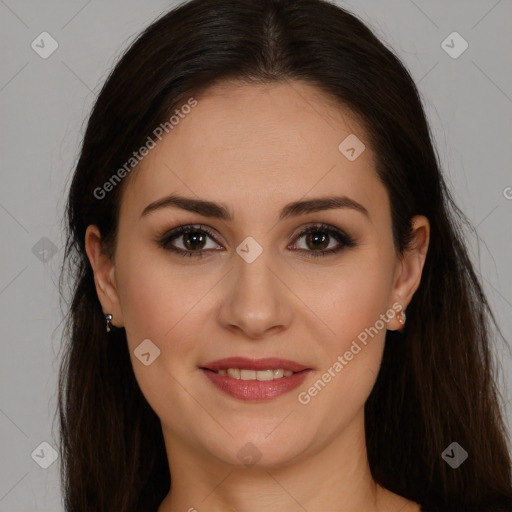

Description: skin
[86,80,429,512]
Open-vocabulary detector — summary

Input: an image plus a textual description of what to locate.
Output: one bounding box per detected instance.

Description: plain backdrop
[1,0,511,510]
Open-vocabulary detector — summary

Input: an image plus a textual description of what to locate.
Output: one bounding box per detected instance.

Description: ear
[388,215,430,331]
[84,225,124,328]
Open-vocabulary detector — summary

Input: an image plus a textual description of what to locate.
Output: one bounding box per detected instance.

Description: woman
[58,0,512,511]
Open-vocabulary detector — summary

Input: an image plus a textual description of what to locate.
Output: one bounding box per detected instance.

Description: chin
[205,428,312,469]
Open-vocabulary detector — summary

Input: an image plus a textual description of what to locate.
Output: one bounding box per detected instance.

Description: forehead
[120,81,387,224]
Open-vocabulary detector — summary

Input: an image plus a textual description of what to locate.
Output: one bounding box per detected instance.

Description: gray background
[1,0,511,510]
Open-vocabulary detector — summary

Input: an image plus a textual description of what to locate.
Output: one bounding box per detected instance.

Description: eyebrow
[140,193,369,221]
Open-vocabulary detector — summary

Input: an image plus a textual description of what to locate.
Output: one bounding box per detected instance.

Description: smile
[212,368,295,380]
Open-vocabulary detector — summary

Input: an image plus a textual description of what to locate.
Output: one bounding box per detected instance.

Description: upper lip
[201,357,310,372]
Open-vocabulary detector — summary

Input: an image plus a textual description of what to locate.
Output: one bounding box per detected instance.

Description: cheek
[115,241,189,343]
[114,242,211,377]
[305,251,395,345]
[296,251,395,403]
[114,245,201,418]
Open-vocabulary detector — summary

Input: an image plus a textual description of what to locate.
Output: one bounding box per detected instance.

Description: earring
[105,313,117,332]
[398,309,406,325]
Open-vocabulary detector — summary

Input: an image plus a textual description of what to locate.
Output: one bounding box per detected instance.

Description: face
[87,80,428,470]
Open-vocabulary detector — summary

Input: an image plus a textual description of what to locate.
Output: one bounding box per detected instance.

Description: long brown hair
[57,0,512,510]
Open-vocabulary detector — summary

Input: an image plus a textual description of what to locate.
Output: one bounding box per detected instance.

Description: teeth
[216,368,295,380]
[241,369,257,380]
[255,370,273,381]
[227,368,240,379]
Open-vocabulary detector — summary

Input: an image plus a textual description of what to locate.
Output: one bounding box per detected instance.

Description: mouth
[199,357,312,400]
[201,367,300,380]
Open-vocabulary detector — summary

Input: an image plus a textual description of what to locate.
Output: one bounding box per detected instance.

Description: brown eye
[290,223,356,258]
[159,225,221,257]
[181,231,207,251]
[303,231,330,251]
[159,222,356,259]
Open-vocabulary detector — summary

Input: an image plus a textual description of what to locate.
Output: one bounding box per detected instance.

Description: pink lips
[201,356,309,372]
[200,357,312,401]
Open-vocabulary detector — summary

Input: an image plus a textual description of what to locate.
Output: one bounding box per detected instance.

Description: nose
[218,251,293,340]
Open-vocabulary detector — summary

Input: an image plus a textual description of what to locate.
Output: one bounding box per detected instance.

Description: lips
[200,357,312,401]
[201,357,310,373]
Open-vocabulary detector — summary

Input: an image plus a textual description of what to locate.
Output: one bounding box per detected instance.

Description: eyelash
[157,222,356,259]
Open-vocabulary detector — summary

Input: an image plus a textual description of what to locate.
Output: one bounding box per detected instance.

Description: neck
[157,410,413,512]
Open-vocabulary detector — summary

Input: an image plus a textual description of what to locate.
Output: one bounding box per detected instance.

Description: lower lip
[201,369,311,401]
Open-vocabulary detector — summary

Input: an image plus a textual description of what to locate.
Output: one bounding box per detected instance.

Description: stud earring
[398,309,406,325]
[105,313,117,332]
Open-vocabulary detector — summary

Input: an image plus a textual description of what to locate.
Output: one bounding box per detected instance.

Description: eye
[289,223,356,258]
[158,222,356,258]
[158,224,222,258]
